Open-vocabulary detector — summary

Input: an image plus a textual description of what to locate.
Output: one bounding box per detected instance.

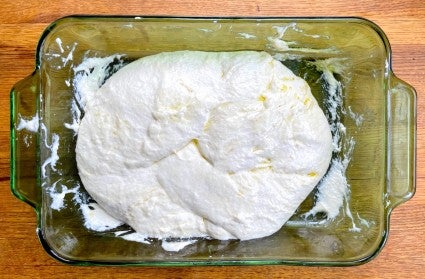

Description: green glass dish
[10,16,416,266]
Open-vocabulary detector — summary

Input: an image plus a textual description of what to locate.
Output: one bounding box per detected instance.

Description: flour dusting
[303,58,365,230]
[268,24,338,54]
[49,181,80,210]
[237,32,256,39]
[80,202,124,232]
[161,239,198,252]
[64,99,81,134]
[55,38,65,53]
[61,42,78,67]
[40,124,60,178]
[72,54,124,110]
[16,114,39,132]
[116,232,151,244]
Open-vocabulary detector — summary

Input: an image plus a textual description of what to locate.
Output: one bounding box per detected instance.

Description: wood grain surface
[1,0,424,278]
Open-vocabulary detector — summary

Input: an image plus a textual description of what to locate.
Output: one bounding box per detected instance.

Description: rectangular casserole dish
[10,16,416,266]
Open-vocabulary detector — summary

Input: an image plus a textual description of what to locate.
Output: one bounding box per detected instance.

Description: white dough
[76,51,333,240]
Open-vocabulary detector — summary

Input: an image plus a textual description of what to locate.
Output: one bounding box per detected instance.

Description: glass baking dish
[10,16,416,266]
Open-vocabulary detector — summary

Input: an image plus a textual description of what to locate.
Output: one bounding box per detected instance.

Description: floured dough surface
[76,51,333,240]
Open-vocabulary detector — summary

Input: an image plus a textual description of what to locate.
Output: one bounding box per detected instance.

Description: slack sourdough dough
[76,51,333,240]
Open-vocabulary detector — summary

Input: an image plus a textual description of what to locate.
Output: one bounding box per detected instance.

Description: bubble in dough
[76,51,333,240]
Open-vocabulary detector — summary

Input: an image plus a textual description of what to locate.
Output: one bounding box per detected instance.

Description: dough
[76,51,333,240]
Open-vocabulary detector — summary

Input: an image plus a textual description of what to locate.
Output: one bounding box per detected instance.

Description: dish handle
[386,74,416,210]
[10,72,40,209]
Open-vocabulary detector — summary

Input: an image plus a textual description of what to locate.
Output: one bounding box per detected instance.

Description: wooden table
[1,1,424,278]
